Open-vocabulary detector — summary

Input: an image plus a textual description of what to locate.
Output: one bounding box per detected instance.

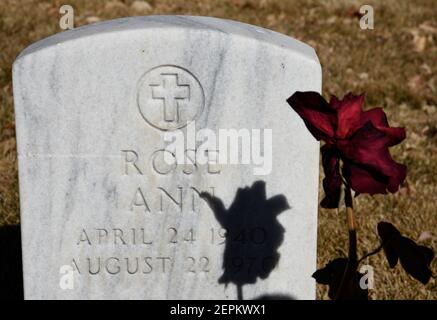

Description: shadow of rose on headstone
[201,180,290,300]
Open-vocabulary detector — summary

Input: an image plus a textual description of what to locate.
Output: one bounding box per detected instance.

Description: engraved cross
[150,73,190,122]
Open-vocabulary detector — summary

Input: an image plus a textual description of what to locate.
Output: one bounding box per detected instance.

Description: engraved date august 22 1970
[71,255,277,276]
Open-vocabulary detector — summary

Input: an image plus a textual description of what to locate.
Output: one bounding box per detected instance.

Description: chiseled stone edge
[14,15,319,65]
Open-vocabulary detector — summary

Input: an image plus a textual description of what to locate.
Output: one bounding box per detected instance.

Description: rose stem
[335,184,358,299]
[345,185,357,263]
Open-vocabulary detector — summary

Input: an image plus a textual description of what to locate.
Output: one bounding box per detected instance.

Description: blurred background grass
[0,0,436,299]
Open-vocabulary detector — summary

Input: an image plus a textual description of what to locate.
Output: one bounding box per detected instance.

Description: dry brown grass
[0,0,436,299]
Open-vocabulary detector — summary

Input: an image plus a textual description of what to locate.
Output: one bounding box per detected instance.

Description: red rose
[287,92,406,208]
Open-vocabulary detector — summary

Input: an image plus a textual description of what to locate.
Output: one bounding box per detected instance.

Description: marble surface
[13,15,321,300]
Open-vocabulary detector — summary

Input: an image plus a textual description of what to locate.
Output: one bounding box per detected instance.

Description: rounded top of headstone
[14,15,318,64]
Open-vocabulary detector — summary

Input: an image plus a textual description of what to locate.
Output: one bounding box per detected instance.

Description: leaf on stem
[312,258,368,300]
[378,222,435,284]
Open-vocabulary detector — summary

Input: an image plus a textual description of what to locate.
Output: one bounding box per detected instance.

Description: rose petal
[361,108,406,146]
[287,91,336,142]
[330,93,365,139]
[320,145,342,208]
[338,122,407,194]
[343,163,388,195]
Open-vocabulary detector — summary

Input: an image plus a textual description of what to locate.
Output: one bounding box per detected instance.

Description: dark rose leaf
[383,243,399,269]
[313,258,347,299]
[397,237,433,284]
[312,267,332,285]
[312,258,368,300]
[377,222,401,268]
[418,246,435,266]
[377,222,435,284]
[377,221,402,240]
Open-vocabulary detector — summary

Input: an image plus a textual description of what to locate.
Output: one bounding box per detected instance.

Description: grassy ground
[0,0,436,299]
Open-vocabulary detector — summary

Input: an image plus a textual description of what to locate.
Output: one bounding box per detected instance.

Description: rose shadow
[201,180,291,300]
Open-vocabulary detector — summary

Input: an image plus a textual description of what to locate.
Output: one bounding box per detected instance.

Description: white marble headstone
[13,16,321,300]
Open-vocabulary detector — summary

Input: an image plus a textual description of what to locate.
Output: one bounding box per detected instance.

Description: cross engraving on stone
[150,73,190,122]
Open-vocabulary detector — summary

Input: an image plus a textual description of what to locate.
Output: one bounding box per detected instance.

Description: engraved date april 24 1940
[76,227,268,246]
